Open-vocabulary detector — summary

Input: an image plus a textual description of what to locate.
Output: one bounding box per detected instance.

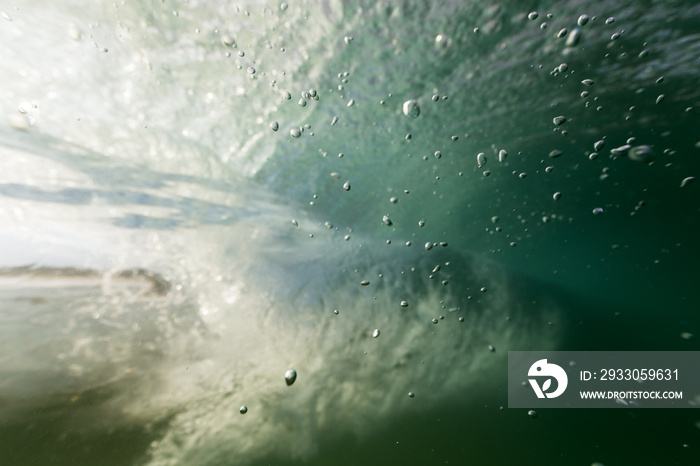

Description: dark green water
[0,0,699,465]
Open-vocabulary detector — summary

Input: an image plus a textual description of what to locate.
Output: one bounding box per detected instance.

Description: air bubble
[372,329,380,338]
[360,280,370,286]
[270,121,279,131]
[284,369,297,386]
[290,128,301,138]
[593,207,604,215]
[498,149,508,163]
[528,410,538,419]
[240,405,248,414]
[477,152,487,168]
[628,145,654,163]
[528,12,539,20]
[577,14,589,26]
[400,301,409,308]
[553,115,566,125]
[402,100,420,118]
[343,181,351,191]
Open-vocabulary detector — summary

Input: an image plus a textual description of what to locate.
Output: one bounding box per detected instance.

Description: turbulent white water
[1,0,699,465]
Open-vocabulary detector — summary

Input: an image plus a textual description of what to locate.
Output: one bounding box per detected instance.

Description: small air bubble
[528,12,539,20]
[240,405,248,414]
[577,14,589,27]
[528,410,538,419]
[372,329,380,338]
[284,369,297,386]
[270,121,279,131]
[290,128,301,138]
[553,115,566,125]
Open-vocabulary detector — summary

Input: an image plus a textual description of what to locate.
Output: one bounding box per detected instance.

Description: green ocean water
[0,0,699,465]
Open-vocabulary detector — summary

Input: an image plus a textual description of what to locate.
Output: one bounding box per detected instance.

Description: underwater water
[0,0,699,464]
